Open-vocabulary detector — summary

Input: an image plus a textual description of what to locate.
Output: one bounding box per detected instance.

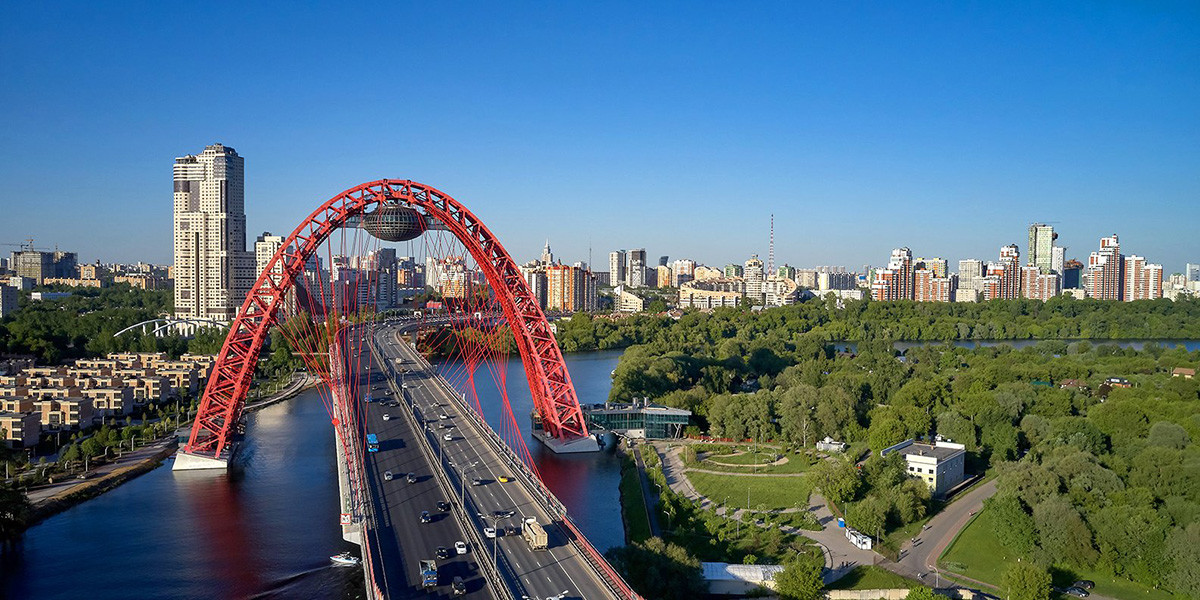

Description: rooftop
[585,403,691,417]
[900,440,965,461]
[701,562,785,583]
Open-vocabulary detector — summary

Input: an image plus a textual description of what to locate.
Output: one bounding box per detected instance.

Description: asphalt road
[354,332,497,600]
[367,322,615,600]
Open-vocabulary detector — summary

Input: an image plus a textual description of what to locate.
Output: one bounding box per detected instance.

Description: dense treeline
[555,296,1200,356]
[585,297,1200,596]
[0,286,201,363]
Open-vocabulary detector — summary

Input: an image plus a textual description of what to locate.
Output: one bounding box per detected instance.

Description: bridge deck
[360,321,621,600]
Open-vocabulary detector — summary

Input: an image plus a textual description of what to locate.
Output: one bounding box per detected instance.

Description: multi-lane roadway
[358,321,618,600]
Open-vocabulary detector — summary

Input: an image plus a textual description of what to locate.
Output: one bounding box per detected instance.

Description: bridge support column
[172,450,230,471]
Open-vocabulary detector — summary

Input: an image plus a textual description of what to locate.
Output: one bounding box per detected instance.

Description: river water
[1,350,624,600]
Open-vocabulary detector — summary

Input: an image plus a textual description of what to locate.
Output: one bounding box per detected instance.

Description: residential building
[671,259,695,287]
[1187,263,1200,283]
[914,257,948,278]
[762,276,800,307]
[678,279,743,309]
[883,439,967,497]
[173,143,254,323]
[1124,255,1163,301]
[775,264,797,281]
[0,284,17,318]
[914,269,957,302]
[871,247,914,301]
[1086,234,1123,301]
[793,269,818,289]
[626,248,647,288]
[1051,245,1066,275]
[1021,266,1062,301]
[817,271,857,291]
[655,265,673,288]
[546,264,597,312]
[743,255,765,302]
[723,264,743,278]
[608,250,626,288]
[0,411,40,448]
[1027,223,1057,273]
[692,265,722,281]
[613,286,646,313]
[1063,259,1083,289]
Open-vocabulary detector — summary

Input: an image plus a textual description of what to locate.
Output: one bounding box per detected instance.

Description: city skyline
[1,3,1197,270]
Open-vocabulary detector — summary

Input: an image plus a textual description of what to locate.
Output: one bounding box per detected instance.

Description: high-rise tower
[1027,223,1056,274]
[173,144,254,323]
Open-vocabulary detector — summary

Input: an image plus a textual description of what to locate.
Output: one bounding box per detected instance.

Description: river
[1,350,625,600]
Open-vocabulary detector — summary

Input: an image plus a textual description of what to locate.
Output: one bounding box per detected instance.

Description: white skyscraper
[173,144,254,323]
[609,250,626,288]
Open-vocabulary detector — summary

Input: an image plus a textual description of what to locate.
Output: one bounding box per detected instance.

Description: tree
[604,537,706,600]
[59,443,81,466]
[986,494,1036,557]
[847,495,888,539]
[1147,421,1189,449]
[1002,562,1051,600]
[905,586,938,600]
[810,457,861,504]
[1032,495,1097,568]
[773,556,823,600]
[0,485,31,542]
[1165,524,1200,598]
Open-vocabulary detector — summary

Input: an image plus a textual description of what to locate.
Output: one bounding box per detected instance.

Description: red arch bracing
[184,179,588,458]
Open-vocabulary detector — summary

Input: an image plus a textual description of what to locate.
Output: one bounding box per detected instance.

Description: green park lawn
[826,565,914,590]
[619,454,652,544]
[692,448,816,474]
[686,470,812,512]
[940,507,1175,600]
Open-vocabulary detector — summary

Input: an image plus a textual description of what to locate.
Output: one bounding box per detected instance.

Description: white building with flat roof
[882,438,966,497]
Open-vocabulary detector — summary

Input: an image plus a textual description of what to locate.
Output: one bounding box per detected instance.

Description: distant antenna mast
[767,214,775,275]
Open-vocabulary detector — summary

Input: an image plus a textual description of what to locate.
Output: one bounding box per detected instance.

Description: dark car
[437,500,451,511]
[1072,581,1095,590]
[451,576,466,596]
[436,546,451,560]
[1063,587,1089,598]
[420,511,431,524]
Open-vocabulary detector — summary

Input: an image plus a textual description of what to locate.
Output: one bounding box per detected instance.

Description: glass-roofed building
[583,401,691,439]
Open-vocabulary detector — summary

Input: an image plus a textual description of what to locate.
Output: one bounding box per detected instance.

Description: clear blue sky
[1,2,1197,272]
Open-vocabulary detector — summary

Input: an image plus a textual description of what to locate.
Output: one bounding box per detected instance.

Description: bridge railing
[331,336,388,600]
[400,336,643,600]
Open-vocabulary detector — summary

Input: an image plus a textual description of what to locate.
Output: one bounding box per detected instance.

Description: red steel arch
[184,179,588,458]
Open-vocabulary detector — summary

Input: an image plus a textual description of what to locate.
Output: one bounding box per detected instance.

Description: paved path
[25,438,176,505]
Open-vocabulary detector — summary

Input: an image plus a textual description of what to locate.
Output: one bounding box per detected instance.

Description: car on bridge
[497,475,511,482]
[439,413,450,419]
[454,541,467,554]
[451,576,466,596]
[472,477,483,486]
[420,511,431,523]
[436,546,451,559]
[382,413,391,421]
[384,470,394,481]
[437,501,451,512]
[443,433,454,441]
[406,472,418,484]
[484,527,497,538]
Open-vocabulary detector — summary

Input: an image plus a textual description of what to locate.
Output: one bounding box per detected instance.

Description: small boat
[330,552,361,567]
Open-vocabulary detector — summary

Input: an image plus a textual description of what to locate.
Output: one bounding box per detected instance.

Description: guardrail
[383,326,643,600]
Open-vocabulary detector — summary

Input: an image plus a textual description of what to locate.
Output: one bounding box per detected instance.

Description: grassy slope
[826,565,915,590]
[686,470,812,512]
[940,507,1175,600]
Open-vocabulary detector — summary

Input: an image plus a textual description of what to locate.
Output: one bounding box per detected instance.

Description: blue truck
[366,433,379,453]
